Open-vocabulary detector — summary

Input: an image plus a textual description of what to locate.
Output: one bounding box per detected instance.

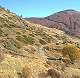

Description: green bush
[62,45,80,62]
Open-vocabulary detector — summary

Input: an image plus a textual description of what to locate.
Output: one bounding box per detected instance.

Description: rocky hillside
[0,7,80,78]
[26,9,80,36]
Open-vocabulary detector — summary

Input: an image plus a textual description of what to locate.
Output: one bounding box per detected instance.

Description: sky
[0,0,80,17]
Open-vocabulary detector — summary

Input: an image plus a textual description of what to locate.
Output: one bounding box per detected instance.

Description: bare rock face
[26,9,80,36]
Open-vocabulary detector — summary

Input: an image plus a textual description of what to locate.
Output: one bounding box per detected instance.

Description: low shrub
[21,65,32,78]
[62,44,80,62]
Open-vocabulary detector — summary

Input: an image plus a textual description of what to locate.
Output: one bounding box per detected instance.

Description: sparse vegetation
[21,65,32,78]
[76,42,80,48]
[48,69,64,78]
[4,40,17,51]
[39,39,47,45]
[1,7,80,78]
[0,51,4,61]
[16,32,21,35]
[61,35,68,44]
[42,35,53,43]
[3,39,21,51]
[0,28,3,36]
[16,35,23,42]
[16,35,35,45]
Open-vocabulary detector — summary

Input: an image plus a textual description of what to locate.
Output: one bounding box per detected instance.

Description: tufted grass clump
[39,39,47,45]
[16,35,35,45]
[21,65,32,78]
[62,44,80,62]
[4,39,21,51]
[16,32,21,35]
[0,28,3,36]
[0,51,4,62]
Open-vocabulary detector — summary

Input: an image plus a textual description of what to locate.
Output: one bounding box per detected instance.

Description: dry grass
[21,65,32,78]
[48,69,64,78]
[64,67,80,78]
[0,8,80,78]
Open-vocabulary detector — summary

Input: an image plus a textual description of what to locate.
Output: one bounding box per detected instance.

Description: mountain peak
[61,9,79,14]
[26,9,80,35]
[63,9,77,12]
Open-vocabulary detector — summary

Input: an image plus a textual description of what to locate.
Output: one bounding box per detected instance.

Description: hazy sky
[0,0,80,17]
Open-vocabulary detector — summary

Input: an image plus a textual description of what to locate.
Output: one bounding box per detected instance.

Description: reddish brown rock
[26,9,80,36]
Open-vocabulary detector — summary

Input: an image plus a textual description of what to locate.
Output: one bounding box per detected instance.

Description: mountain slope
[26,9,80,36]
[0,7,80,78]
